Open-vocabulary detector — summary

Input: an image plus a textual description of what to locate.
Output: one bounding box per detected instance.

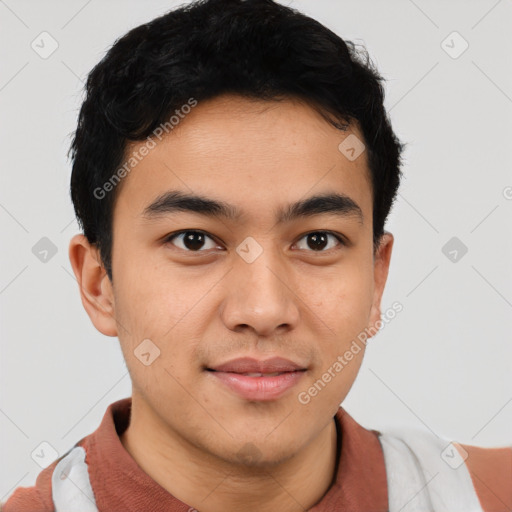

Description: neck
[120,396,339,512]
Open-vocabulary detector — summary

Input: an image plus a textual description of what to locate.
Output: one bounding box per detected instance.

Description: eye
[294,231,345,252]
[164,230,221,252]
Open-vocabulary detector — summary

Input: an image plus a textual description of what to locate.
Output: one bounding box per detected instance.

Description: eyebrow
[142,190,364,225]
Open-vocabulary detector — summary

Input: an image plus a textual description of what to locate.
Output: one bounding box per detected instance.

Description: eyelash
[163,230,347,253]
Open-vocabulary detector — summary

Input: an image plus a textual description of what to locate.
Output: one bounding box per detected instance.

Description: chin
[217,436,302,469]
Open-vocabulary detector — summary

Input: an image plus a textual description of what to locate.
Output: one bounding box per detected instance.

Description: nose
[220,247,300,337]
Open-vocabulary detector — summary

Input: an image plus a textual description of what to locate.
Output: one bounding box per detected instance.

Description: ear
[367,231,394,338]
[68,234,118,337]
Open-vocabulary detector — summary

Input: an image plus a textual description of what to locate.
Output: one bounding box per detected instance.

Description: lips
[208,357,305,374]
[206,357,307,401]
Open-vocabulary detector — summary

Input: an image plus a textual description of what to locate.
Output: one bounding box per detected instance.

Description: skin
[69,94,393,512]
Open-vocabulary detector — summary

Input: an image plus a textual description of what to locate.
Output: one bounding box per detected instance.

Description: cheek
[114,257,209,338]
[296,259,373,399]
[112,260,218,388]
[302,260,374,334]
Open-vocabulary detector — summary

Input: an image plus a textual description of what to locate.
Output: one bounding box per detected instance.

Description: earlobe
[367,231,394,339]
[68,234,118,337]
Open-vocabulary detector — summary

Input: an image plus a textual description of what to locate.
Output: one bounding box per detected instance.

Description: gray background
[1,0,511,501]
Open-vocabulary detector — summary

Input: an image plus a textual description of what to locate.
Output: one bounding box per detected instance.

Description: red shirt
[3,397,511,511]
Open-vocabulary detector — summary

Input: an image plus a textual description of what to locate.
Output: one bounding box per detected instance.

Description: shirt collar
[81,397,388,511]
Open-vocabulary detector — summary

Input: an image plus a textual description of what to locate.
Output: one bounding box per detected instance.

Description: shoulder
[1,398,126,512]
[377,427,512,512]
[454,440,512,512]
[1,439,93,512]
[1,457,59,512]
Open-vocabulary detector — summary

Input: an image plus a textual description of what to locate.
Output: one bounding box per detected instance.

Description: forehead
[114,94,373,224]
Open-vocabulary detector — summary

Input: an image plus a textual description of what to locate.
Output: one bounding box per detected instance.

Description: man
[3,0,510,510]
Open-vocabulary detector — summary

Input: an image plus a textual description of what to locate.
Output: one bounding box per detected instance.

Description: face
[71,94,393,466]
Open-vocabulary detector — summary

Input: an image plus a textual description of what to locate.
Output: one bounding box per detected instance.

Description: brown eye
[295,231,344,252]
[166,230,219,251]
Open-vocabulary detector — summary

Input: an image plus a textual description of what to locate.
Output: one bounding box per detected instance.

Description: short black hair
[69,0,405,282]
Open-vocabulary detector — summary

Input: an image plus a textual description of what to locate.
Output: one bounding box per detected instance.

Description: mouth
[206,357,307,401]
[216,371,291,377]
